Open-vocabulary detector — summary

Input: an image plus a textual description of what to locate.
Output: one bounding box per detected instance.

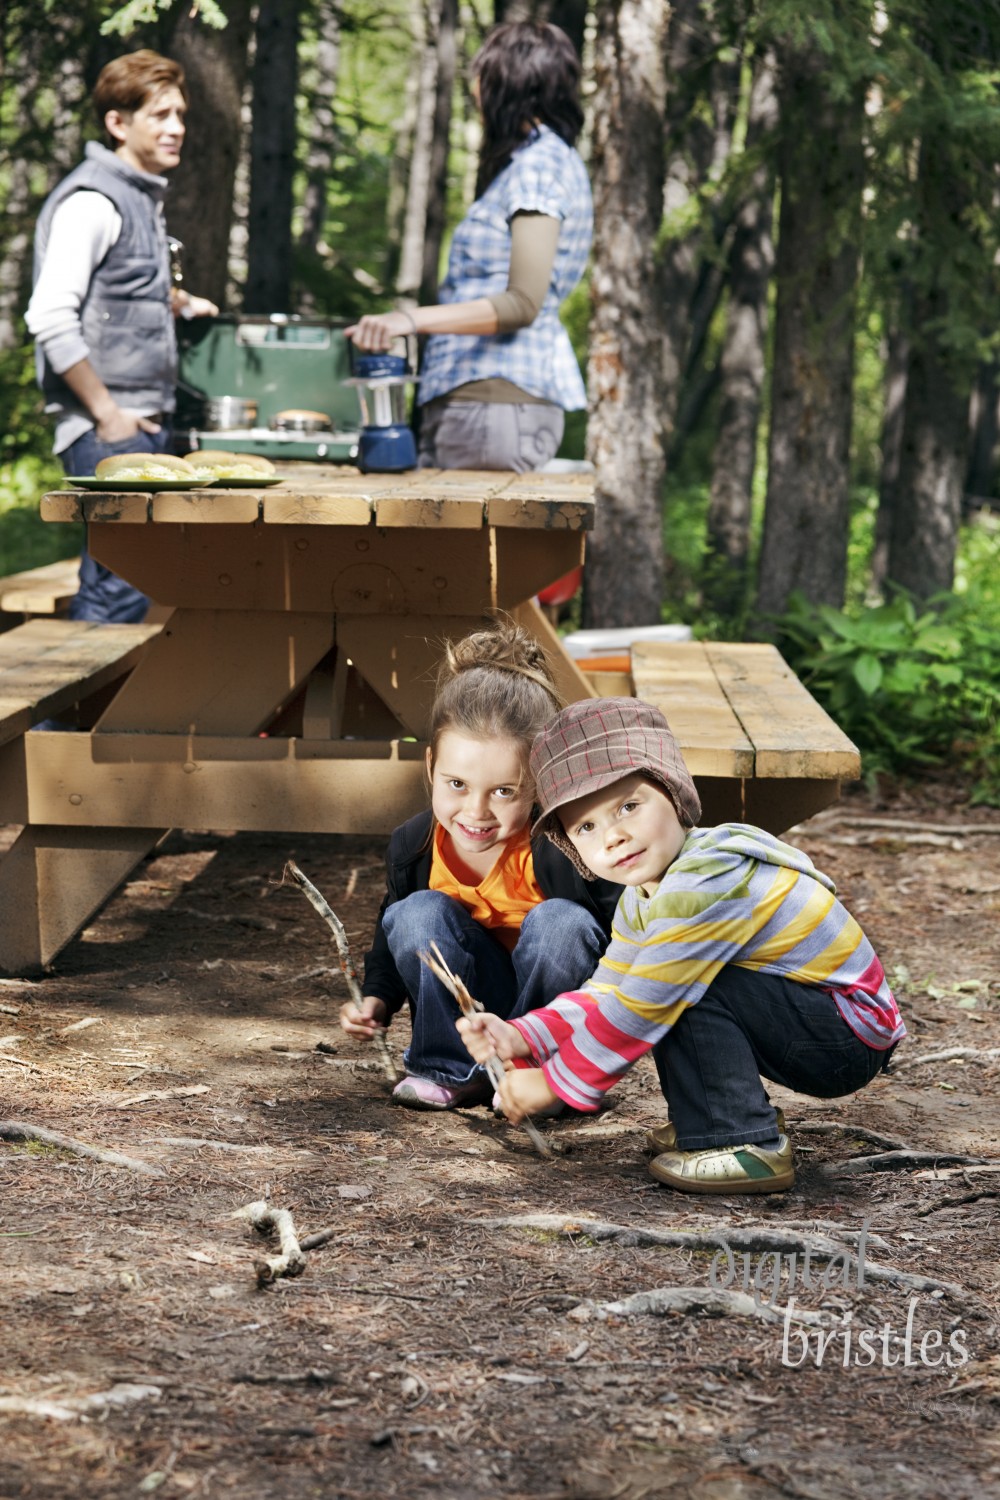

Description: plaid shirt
[418,125,592,409]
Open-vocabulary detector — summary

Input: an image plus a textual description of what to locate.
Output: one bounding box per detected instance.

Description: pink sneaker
[392,1074,489,1111]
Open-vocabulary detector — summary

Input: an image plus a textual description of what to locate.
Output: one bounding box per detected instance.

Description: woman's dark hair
[473,22,584,196]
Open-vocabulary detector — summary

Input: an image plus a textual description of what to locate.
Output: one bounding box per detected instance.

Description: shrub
[773,589,1000,805]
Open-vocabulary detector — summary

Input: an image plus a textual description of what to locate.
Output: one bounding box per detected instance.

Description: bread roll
[95,452,199,481]
[183,450,276,478]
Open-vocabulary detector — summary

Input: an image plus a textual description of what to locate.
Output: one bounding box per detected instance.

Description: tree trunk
[298,0,341,259]
[396,0,440,303]
[964,359,1000,504]
[754,35,865,622]
[871,326,909,593]
[887,131,974,602]
[704,50,778,616]
[420,0,459,306]
[583,0,668,627]
[164,1,254,310]
[657,0,738,450]
[244,0,301,313]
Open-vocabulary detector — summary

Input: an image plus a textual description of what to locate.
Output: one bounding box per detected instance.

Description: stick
[233,1199,307,1287]
[283,861,400,1083]
[418,943,554,1159]
[0,1119,165,1177]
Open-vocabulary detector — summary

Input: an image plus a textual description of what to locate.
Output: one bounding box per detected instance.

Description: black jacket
[362,809,622,1019]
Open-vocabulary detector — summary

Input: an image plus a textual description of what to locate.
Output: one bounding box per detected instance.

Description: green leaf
[853,653,883,695]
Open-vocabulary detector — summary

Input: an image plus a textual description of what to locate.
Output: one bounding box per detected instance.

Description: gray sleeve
[487,213,561,333]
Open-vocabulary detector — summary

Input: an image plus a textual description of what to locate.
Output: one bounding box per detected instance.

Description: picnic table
[0,466,859,973]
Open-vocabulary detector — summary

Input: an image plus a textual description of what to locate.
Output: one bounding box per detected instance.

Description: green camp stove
[176,313,360,463]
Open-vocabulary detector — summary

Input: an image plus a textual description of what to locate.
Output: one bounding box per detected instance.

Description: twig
[114,1084,209,1109]
[812,815,1000,837]
[893,1047,1000,1069]
[915,1190,1000,1217]
[419,943,555,1160]
[594,1285,829,1326]
[283,861,399,1083]
[831,1149,991,1175]
[795,1122,911,1151]
[233,1199,307,1287]
[176,906,277,931]
[478,1213,966,1298]
[0,1383,162,1422]
[0,1053,39,1071]
[0,1119,165,1177]
[300,1226,339,1251]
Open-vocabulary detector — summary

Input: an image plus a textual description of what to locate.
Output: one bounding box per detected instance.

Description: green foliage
[772,559,1000,803]
[100,0,227,37]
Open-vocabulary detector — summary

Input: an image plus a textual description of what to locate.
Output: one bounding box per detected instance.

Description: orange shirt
[429,824,544,952]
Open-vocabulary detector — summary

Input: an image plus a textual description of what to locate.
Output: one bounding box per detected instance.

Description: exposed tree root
[0,1119,165,1177]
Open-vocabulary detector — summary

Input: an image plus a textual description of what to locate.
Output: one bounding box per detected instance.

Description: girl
[347,22,591,473]
[340,622,620,1109]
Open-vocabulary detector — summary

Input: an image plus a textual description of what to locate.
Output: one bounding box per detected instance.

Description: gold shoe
[646,1107,786,1155]
[648,1135,795,1195]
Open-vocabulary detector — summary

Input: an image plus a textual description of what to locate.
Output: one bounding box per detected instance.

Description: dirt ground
[1,777,999,1500]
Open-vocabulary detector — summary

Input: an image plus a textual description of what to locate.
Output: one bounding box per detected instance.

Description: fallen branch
[916,1190,1000,1217]
[0,1053,39,1071]
[234,1199,307,1287]
[57,1017,102,1035]
[893,1047,1000,1069]
[0,1119,164,1177]
[795,1122,910,1151]
[283,860,399,1083]
[115,1084,209,1109]
[0,1383,161,1422]
[914,1164,1000,1181]
[420,943,555,1160]
[592,1285,829,1326]
[300,1226,339,1251]
[831,1149,992,1175]
[478,1213,965,1299]
[816,816,1000,837]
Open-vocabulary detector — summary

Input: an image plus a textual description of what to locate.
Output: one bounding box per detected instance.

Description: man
[26,50,218,622]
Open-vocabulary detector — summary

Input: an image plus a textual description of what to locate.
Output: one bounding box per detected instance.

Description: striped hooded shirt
[511,823,905,1113]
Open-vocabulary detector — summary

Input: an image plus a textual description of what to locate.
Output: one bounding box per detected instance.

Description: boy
[458,698,905,1194]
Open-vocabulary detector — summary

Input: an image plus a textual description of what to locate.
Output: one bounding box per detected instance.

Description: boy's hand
[497,1067,560,1124]
[340,995,388,1039]
[456,1012,529,1064]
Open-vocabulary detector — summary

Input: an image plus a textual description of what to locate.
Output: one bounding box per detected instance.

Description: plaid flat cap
[530,697,701,877]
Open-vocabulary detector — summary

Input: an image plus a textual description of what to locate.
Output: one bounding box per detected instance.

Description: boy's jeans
[382,890,605,1086]
[61,426,173,623]
[653,965,895,1152]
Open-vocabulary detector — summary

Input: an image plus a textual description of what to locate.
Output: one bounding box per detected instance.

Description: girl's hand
[456,1013,529,1064]
[340,995,388,1039]
[497,1067,560,1124]
[345,311,416,351]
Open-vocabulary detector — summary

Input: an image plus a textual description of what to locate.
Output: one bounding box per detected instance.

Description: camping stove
[176,313,361,463]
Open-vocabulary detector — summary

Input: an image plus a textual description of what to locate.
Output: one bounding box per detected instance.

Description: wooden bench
[0,557,81,621]
[0,618,161,748]
[630,639,861,832]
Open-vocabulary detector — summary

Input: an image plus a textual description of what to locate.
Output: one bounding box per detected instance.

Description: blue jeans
[61,427,172,623]
[382,891,606,1085]
[653,966,895,1151]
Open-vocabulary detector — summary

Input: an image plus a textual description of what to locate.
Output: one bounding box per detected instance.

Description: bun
[184,450,276,478]
[95,453,199,481]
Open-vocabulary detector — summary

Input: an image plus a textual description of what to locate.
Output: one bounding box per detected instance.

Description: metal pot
[205,395,258,430]
[270,408,332,434]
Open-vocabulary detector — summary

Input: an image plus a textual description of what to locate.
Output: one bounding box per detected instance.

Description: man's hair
[93,50,188,136]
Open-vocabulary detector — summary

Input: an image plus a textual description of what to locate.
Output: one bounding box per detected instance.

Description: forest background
[0,0,998,800]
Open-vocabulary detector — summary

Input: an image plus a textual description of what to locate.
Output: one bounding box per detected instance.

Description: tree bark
[396,0,440,303]
[754,34,865,622]
[583,0,668,627]
[420,0,459,306]
[871,325,909,593]
[298,0,342,260]
[657,0,738,450]
[704,50,778,616]
[244,0,301,313]
[964,359,1000,504]
[887,131,974,602]
[164,1,254,311]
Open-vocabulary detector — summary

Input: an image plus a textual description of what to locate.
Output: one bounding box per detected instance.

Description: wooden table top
[41,466,596,531]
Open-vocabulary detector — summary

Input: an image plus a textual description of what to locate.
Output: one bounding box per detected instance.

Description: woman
[347,21,592,473]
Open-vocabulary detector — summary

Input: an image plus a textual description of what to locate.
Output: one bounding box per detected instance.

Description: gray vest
[34,142,177,414]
